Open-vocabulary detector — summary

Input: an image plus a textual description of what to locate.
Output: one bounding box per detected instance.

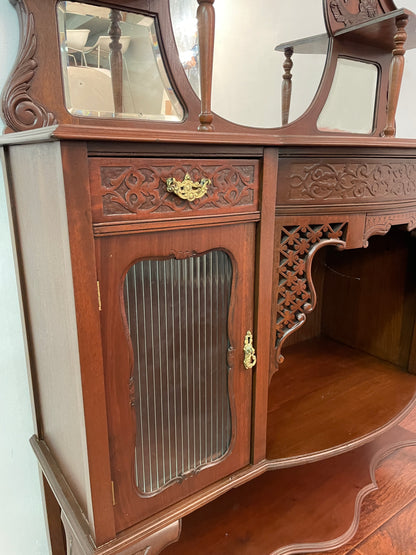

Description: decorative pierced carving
[275,223,348,365]
[364,210,416,245]
[288,161,416,201]
[329,0,381,27]
[96,161,257,217]
[2,0,57,131]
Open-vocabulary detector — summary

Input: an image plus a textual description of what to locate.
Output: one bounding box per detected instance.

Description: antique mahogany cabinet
[3,0,416,553]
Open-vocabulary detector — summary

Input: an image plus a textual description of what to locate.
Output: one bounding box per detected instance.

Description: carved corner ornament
[363,210,416,246]
[329,0,381,27]
[2,0,57,131]
[274,223,348,370]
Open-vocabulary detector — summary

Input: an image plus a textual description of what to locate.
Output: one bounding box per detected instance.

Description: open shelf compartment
[267,226,416,463]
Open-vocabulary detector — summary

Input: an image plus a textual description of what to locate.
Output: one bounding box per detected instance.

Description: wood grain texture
[356,496,416,554]
[312,445,416,555]
[98,223,255,531]
[89,157,259,222]
[322,228,416,370]
[267,338,416,462]
[163,426,416,555]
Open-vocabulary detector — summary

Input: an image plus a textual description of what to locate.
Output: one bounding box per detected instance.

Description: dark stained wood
[109,9,124,114]
[88,157,260,223]
[61,142,116,544]
[267,338,416,461]
[5,1,416,554]
[98,223,255,531]
[383,14,409,137]
[196,0,215,131]
[322,229,416,369]
[312,445,416,555]
[163,426,416,555]
[5,0,413,138]
[42,476,67,555]
[251,147,279,464]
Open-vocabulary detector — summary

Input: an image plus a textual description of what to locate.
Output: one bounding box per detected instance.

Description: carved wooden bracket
[364,210,416,245]
[2,0,57,131]
[274,223,348,369]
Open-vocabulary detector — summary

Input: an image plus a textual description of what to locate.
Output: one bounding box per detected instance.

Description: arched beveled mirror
[170,0,329,129]
[57,1,184,121]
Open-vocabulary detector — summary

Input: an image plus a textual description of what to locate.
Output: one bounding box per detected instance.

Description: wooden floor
[312,407,416,555]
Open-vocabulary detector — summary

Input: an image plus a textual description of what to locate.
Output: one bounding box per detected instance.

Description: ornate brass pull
[166,173,210,202]
[243,331,257,370]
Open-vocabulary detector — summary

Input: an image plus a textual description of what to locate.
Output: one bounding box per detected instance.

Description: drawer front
[89,158,259,222]
[277,157,416,207]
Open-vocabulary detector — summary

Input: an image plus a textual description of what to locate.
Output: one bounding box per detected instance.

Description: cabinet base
[35,424,416,555]
[60,513,180,555]
[163,425,416,555]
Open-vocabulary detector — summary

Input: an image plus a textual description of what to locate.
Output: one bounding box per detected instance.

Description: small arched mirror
[170,0,329,128]
[57,1,184,121]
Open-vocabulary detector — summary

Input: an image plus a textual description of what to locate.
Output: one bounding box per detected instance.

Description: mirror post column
[109,9,123,114]
[282,47,294,126]
[197,0,215,131]
[383,13,408,137]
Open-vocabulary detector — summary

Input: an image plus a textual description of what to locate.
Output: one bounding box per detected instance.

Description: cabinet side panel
[7,142,93,526]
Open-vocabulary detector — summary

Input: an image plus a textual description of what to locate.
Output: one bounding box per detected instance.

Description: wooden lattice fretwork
[275,222,348,365]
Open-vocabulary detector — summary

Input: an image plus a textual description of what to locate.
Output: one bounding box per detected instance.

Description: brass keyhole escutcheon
[243,330,257,370]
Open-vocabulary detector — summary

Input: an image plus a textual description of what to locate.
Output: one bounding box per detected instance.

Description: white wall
[1,2,416,555]
[0,3,50,554]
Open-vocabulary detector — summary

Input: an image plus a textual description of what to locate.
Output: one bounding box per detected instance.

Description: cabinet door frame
[97,223,255,532]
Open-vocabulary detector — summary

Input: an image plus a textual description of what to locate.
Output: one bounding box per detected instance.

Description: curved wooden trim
[267,390,416,469]
[1,0,57,131]
[271,437,416,555]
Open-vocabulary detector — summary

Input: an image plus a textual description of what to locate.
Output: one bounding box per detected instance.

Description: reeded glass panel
[123,251,232,495]
[57,1,183,121]
[317,58,378,134]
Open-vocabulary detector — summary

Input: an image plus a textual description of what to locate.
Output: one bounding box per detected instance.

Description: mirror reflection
[170,0,328,129]
[58,1,184,121]
[317,58,378,134]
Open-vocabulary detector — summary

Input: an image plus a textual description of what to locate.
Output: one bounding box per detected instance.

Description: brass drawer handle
[166,173,210,201]
[243,331,257,370]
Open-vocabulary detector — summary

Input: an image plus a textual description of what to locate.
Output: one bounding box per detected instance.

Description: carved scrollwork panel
[284,161,416,203]
[274,222,348,368]
[2,0,57,131]
[90,159,259,220]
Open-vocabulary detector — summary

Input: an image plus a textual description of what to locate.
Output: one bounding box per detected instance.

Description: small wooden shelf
[267,337,416,463]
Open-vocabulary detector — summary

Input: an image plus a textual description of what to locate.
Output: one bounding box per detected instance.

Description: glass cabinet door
[97,224,255,531]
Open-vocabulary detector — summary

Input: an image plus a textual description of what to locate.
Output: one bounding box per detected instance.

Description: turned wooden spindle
[109,9,123,114]
[282,46,294,126]
[383,14,408,137]
[197,0,215,131]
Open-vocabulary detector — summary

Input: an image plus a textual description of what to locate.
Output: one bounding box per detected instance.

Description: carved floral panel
[89,158,259,221]
[328,0,385,30]
[279,160,416,204]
